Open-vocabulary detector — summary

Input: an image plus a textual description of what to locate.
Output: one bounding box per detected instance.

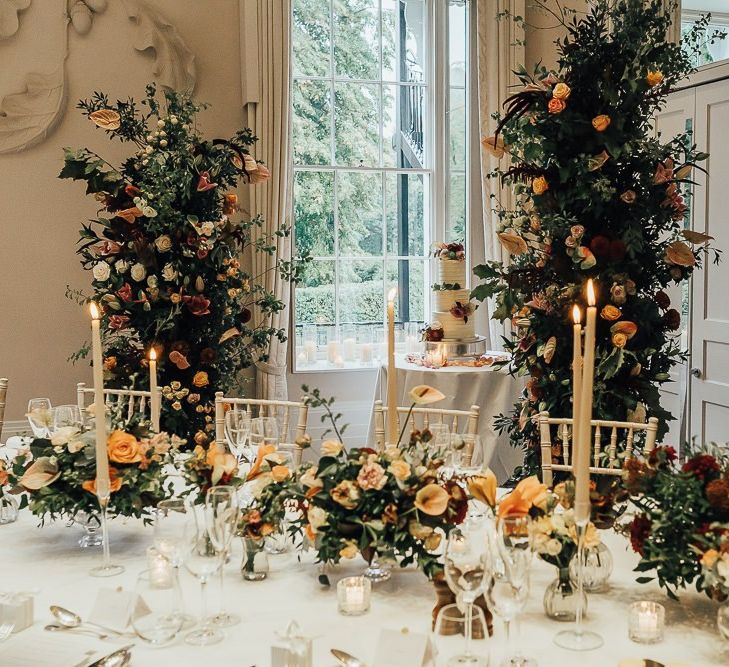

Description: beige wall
[525,0,588,71]
[0,0,242,425]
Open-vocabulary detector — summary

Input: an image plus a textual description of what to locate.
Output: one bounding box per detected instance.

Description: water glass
[131,570,183,645]
[153,499,188,567]
[250,416,279,448]
[225,409,252,462]
[26,398,52,438]
[51,405,83,433]
[432,603,490,667]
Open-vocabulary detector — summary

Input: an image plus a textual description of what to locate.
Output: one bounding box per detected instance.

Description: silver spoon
[44,623,109,639]
[50,605,125,636]
[89,645,133,667]
[331,648,366,667]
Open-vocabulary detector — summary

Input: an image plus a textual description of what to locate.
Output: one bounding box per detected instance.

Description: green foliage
[472,1,722,478]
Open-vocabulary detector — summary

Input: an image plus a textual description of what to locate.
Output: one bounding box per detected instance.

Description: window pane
[448,1,467,87]
[295,260,336,325]
[385,172,425,256]
[448,87,466,171]
[334,0,380,80]
[339,259,384,324]
[382,0,427,83]
[386,259,425,323]
[383,84,426,168]
[294,171,335,257]
[334,82,380,166]
[293,80,331,165]
[293,0,331,77]
[337,171,383,256]
[448,173,466,243]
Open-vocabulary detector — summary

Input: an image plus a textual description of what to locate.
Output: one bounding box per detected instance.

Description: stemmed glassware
[27,398,53,437]
[433,603,490,667]
[89,481,125,578]
[205,486,241,628]
[182,507,225,646]
[131,569,183,645]
[225,410,252,463]
[485,515,536,667]
[443,525,490,666]
[250,416,279,449]
[51,405,84,433]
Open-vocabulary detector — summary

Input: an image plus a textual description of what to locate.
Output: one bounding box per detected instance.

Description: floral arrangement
[432,242,465,261]
[175,444,241,502]
[472,1,724,477]
[623,444,729,599]
[699,531,729,600]
[449,301,474,324]
[2,417,180,523]
[421,322,444,342]
[60,84,307,446]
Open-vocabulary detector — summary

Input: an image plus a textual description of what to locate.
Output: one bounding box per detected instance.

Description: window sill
[291,359,382,374]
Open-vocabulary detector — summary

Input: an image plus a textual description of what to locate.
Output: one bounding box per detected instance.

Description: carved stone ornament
[0,0,196,154]
[0,0,30,40]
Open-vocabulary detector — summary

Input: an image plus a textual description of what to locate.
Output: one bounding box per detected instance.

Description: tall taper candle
[386,288,398,447]
[571,305,583,474]
[149,347,160,432]
[89,303,110,496]
[575,280,597,525]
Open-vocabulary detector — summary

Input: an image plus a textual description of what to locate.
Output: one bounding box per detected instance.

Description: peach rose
[548,98,566,114]
[388,459,411,481]
[271,465,290,482]
[82,467,123,495]
[532,176,549,195]
[701,549,720,569]
[552,82,571,100]
[592,114,611,132]
[192,371,209,387]
[600,305,621,321]
[339,541,359,559]
[612,332,628,348]
[107,430,142,464]
[620,190,637,204]
[415,484,450,516]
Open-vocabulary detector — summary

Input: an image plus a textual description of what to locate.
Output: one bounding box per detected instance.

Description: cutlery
[44,623,109,639]
[87,644,133,667]
[331,648,366,667]
[50,605,130,636]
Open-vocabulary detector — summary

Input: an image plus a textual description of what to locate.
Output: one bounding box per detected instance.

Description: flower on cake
[449,301,474,324]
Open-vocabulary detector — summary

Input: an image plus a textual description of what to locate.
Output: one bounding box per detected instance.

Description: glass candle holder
[337,576,371,616]
[146,546,175,589]
[628,601,664,644]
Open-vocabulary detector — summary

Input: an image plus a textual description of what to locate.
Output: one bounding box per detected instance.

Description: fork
[0,622,14,642]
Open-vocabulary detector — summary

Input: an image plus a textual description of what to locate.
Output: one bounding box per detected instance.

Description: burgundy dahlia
[629,515,652,556]
[663,308,681,331]
[654,290,671,310]
[682,454,721,481]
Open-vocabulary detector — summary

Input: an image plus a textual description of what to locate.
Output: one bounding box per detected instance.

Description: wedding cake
[430,243,476,341]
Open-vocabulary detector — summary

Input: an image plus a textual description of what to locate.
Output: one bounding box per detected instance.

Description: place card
[373,628,431,667]
[89,588,148,633]
[0,593,33,633]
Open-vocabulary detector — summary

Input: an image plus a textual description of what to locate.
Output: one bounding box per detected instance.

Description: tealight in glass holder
[628,601,665,644]
[337,576,371,616]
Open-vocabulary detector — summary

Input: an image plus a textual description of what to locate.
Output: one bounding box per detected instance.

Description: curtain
[658,0,681,44]
[240,0,293,401]
[474,0,525,349]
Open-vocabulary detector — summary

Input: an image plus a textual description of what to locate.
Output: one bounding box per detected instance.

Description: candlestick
[148,347,160,432]
[303,340,317,364]
[575,280,596,525]
[89,303,110,495]
[386,288,398,447]
[571,305,583,473]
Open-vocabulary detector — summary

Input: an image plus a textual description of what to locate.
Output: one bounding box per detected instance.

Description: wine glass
[182,508,225,646]
[433,603,490,667]
[27,398,53,438]
[205,486,241,628]
[225,409,252,462]
[486,515,536,667]
[250,416,279,449]
[443,526,489,665]
[131,569,183,645]
[51,405,83,434]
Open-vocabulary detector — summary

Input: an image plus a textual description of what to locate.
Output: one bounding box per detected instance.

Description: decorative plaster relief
[0,0,31,40]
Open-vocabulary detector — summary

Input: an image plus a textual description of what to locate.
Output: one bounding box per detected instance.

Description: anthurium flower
[498,231,528,256]
[89,109,121,130]
[481,135,506,158]
[168,350,191,370]
[115,207,143,224]
[247,444,277,481]
[467,470,497,507]
[587,150,609,172]
[408,385,446,405]
[19,457,61,491]
[271,465,291,482]
[196,170,217,192]
[249,164,271,184]
[497,475,548,518]
[415,483,450,516]
[665,240,696,267]
[611,321,638,339]
[210,452,237,485]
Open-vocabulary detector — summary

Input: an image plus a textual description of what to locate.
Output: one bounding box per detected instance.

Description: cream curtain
[240,0,293,401]
[474,0,525,349]
[658,0,681,44]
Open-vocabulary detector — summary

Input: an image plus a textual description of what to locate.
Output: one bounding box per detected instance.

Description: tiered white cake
[432,257,475,340]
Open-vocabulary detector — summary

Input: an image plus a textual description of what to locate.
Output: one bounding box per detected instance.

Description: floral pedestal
[0,491,18,525]
[543,567,587,622]
[568,541,613,592]
[241,537,269,581]
[73,512,103,548]
[432,574,493,636]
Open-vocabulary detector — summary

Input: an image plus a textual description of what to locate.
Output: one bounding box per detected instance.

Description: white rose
[142,205,157,218]
[162,263,178,281]
[155,235,172,252]
[307,506,328,531]
[130,262,146,282]
[200,221,215,236]
[115,259,129,273]
[147,275,158,288]
[321,440,343,457]
[545,539,563,557]
[92,262,111,282]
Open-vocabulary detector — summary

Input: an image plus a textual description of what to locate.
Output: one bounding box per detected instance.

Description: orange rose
[103,356,117,371]
[552,82,571,100]
[107,430,142,464]
[532,176,549,195]
[592,114,611,132]
[271,465,291,482]
[600,305,621,321]
[223,193,238,215]
[82,467,123,495]
[497,475,548,518]
[612,332,628,348]
[548,98,566,114]
[192,371,209,388]
[646,70,664,87]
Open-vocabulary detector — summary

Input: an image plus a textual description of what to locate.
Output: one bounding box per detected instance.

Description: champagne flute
[27,398,53,438]
[182,508,225,646]
[250,416,279,449]
[225,409,252,463]
[205,486,241,628]
[443,526,489,665]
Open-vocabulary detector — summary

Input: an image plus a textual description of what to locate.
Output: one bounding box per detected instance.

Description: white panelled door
[689,77,729,444]
[654,88,695,446]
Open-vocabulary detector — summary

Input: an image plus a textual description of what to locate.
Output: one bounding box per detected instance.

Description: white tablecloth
[0,512,726,667]
[369,356,526,483]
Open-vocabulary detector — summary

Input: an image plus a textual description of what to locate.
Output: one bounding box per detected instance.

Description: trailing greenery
[473,1,724,478]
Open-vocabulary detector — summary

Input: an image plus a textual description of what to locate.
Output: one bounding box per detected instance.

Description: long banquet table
[0,512,726,666]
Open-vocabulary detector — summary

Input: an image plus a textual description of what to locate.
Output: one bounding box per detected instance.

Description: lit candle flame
[149,347,157,361]
[573,304,582,325]
[586,279,596,307]
[387,287,397,303]
[89,302,100,320]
